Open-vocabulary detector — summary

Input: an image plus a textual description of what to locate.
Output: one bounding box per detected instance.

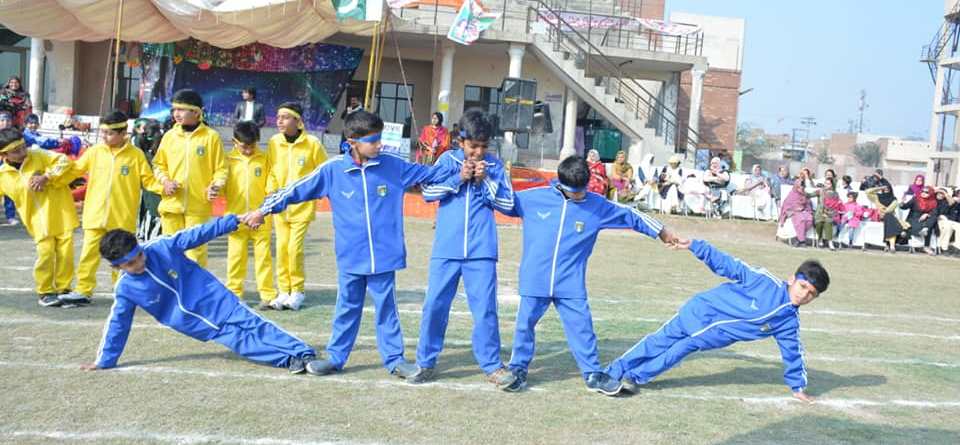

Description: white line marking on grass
[0,361,955,411]
[804,327,960,341]
[2,430,354,445]
[805,309,960,324]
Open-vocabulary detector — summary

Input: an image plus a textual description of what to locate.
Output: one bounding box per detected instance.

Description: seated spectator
[22,114,61,149]
[813,178,844,250]
[586,149,609,197]
[838,191,866,247]
[864,169,904,253]
[609,150,636,203]
[938,188,960,255]
[702,157,730,218]
[658,155,684,212]
[738,164,772,213]
[823,169,837,190]
[840,175,854,194]
[900,185,939,255]
[769,165,792,207]
[905,174,925,198]
[798,168,818,194]
[680,173,709,214]
[779,181,814,247]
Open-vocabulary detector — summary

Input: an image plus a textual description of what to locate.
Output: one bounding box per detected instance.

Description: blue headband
[110,244,142,267]
[354,133,382,143]
[558,183,586,193]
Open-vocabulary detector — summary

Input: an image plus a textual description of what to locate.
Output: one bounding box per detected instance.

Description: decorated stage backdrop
[140,40,363,131]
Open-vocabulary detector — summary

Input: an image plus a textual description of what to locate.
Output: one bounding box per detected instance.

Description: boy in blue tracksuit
[501,156,686,395]
[80,214,321,374]
[411,110,516,388]
[242,111,468,378]
[605,240,829,401]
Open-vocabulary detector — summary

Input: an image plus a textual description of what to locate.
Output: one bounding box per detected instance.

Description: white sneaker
[285,291,305,311]
[274,292,290,310]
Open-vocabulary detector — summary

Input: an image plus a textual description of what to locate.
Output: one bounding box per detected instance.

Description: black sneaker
[620,377,640,395]
[390,362,420,379]
[585,372,623,396]
[257,301,275,310]
[502,368,528,392]
[410,367,435,384]
[305,358,338,376]
[38,294,63,307]
[288,354,315,374]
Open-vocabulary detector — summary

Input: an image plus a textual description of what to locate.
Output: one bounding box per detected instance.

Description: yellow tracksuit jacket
[266,132,327,222]
[224,147,276,300]
[76,141,164,232]
[153,123,227,217]
[0,148,78,240]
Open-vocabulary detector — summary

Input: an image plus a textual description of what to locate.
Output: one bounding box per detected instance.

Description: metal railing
[526,0,699,153]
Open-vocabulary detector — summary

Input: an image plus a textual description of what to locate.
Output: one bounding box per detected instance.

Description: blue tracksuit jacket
[24,129,61,150]
[421,149,514,260]
[95,215,242,368]
[259,153,463,274]
[503,184,664,298]
[679,239,807,391]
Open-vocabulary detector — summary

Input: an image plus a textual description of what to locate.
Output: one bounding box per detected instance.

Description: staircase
[524,0,698,165]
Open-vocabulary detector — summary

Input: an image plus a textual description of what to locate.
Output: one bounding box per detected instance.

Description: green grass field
[0,213,958,444]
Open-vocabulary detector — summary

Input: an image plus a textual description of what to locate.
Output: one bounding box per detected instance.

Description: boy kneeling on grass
[604,240,829,401]
[80,214,322,374]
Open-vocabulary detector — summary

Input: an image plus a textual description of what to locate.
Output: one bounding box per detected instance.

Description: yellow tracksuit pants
[35,231,74,295]
[161,213,210,267]
[275,219,310,294]
[227,224,277,302]
[75,229,120,296]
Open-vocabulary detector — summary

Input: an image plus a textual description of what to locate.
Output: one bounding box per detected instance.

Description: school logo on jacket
[377,185,387,197]
[297,156,306,166]
[119,165,130,176]
[254,167,262,177]
[536,211,551,220]
[196,146,206,156]
[760,323,771,333]
[168,269,178,280]
[340,190,355,199]
[575,221,585,233]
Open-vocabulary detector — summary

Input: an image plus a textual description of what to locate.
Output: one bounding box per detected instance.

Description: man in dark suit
[234,87,265,128]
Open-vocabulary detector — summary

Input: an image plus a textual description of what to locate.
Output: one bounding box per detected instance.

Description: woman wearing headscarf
[739,164,771,214]
[0,76,32,128]
[900,185,940,255]
[586,149,609,196]
[905,174,925,198]
[702,156,730,217]
[779,181,815,246]
[823,169,837,190]
[417,112,450,165]
[813,177,844,250]
[864,169,905,252]
[609,150,636,202]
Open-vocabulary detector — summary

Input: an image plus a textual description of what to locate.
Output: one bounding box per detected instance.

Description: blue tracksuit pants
[327,270,406,372]
[417,258,503,374]
[509,296,601,379]
[3,196,15,220]
[211,304,316,368]
[605,314,735,384]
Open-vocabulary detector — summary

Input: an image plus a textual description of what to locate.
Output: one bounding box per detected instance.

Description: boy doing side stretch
[502,156,686,395]
[605,241,829,402]
[242,111,469,378]
[82,215,320,373]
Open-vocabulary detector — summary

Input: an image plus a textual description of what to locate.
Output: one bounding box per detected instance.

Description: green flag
[333,0,365,21]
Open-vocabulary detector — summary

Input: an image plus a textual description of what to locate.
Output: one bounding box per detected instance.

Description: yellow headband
[278,107,305,130]
[172,102,203,113]
[0,138,25,154]
[100,122,128,131]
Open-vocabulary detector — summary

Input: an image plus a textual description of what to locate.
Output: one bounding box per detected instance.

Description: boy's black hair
[557,156,590,189]
[25,113,40,125]
[343,110,384,139]
[795,260,830,294]
[172,89,203,109]
[101,110,129,132]
[100,229,139,263]
[233,120,260,144]
[135,120,163,155]
[277,101,303,117]
[0,127,23,148]
[242,87,256,98]
[458,108,494,142]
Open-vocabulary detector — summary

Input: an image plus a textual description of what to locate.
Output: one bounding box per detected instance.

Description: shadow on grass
[713,416,960,445]
[647,365,885,396]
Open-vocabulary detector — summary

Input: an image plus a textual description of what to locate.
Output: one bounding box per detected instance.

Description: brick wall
[677,68,742,155]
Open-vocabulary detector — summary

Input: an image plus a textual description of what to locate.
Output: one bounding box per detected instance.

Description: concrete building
[1,0,746,170]
[923,0,960,186]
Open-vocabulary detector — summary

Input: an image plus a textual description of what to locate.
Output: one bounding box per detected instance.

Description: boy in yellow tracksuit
[0,128,80,307]
[62,111,164,304]
[224,121,279,309]
[266,102,327,310]
[153,89,227,267]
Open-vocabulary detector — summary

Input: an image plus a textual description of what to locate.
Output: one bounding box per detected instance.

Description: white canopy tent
[0,0,377,48]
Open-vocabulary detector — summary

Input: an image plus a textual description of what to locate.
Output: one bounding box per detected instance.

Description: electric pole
[857,90,868,134]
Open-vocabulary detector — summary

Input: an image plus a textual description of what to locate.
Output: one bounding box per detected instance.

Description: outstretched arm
[775,329,812,403]
[84,295,137,370]
[479,161,515,215]
[421,152,461,202]
[597,200,666,240]
[258,162,331,216]
[401,156,466,190]
[166,214,239,252]
[688,239,780,285]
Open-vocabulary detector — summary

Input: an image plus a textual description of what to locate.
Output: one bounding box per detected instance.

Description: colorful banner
[167,40,362,73]
[537,12,701,36]
[333,0,366,21]
[636,18,700,36]
[447,0,499,45]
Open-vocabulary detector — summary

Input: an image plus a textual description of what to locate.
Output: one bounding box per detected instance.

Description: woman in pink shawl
[905,174,925,197]
[779,181,814,246]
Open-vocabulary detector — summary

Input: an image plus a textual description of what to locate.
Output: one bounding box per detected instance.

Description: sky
[665,0,945,140]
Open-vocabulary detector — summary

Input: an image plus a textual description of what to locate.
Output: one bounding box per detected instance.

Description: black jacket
[233,101,265,128]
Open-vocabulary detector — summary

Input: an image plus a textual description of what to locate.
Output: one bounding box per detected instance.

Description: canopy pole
[363,22,380,109]
[110,0,125,111]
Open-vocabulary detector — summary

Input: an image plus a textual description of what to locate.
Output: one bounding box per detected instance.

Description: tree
[736,123,775,168]
[816,146,835,164]
[853,141,881,167]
